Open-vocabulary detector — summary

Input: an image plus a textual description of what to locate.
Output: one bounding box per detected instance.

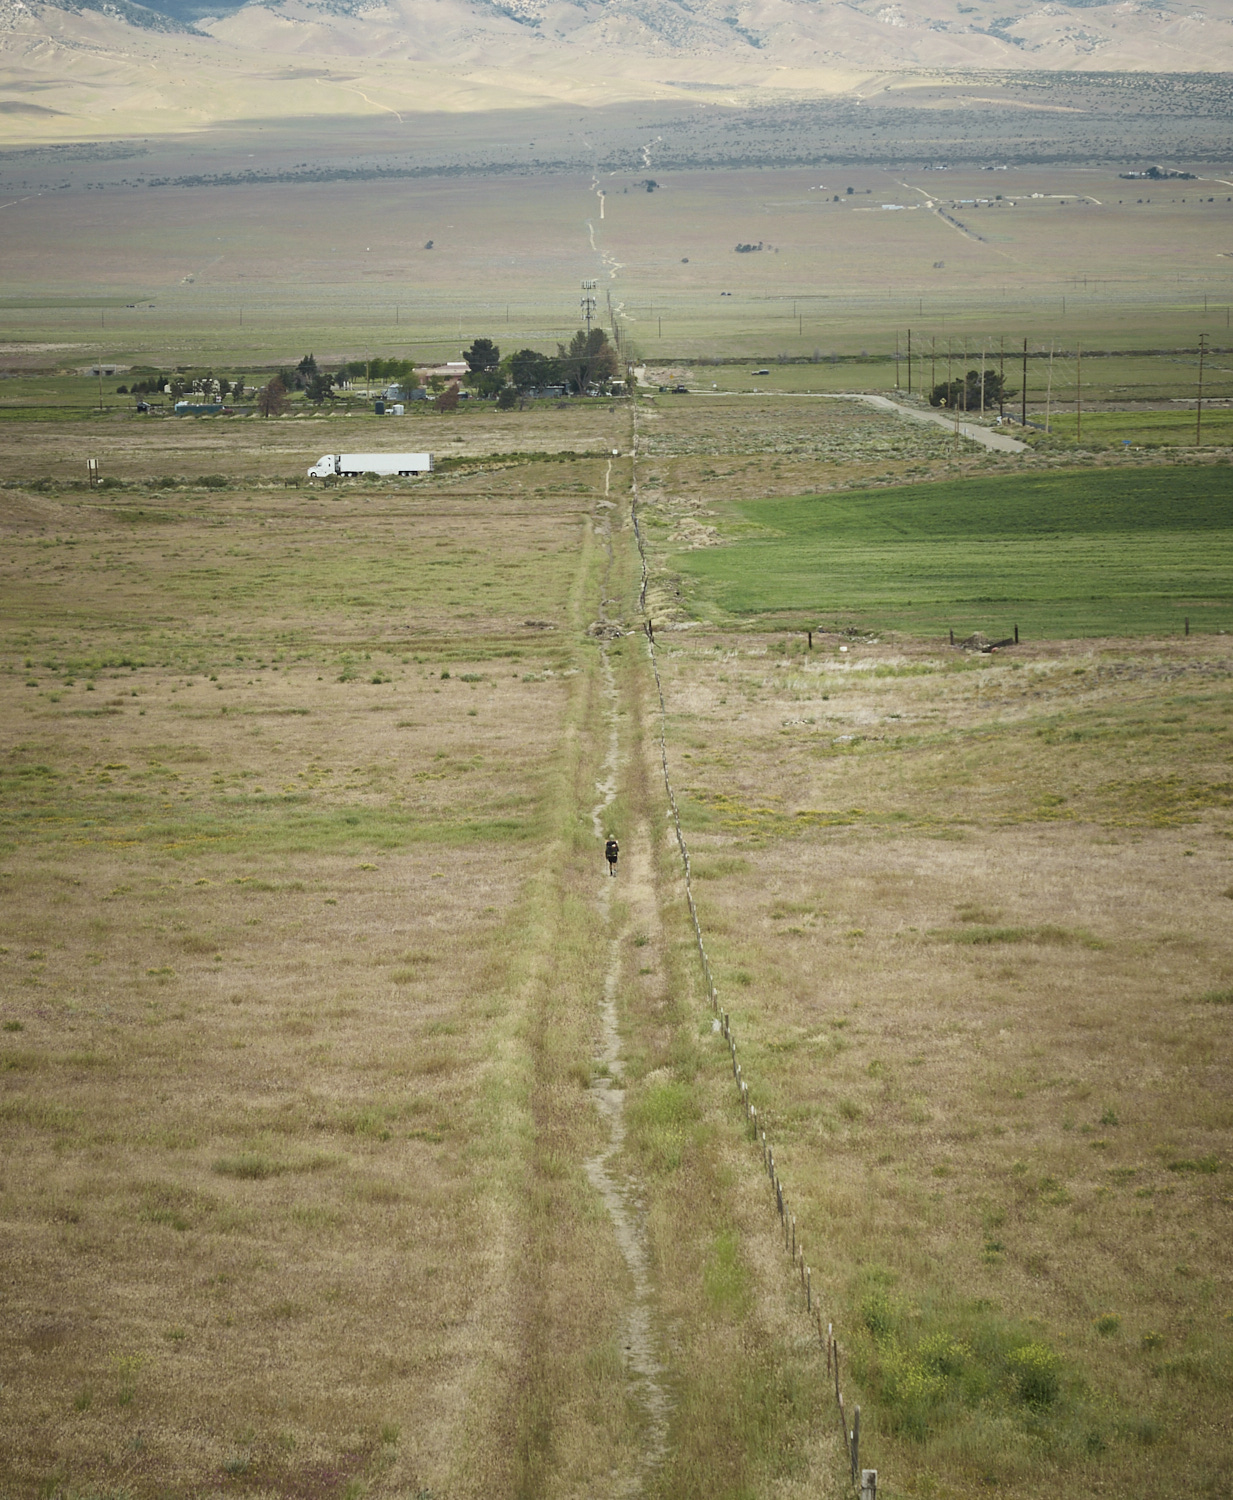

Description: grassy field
[0,401,853,1499]
[2,380,1230,1499]
[670,463,1233,638]
[646,621,1233,1499]
[2,162,1232,373]
[628,392,1232,1499]
[1044,408,1233,447]
[0,411,602,1495]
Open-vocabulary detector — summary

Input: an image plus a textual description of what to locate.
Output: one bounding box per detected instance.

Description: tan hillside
[1,0,1232,144]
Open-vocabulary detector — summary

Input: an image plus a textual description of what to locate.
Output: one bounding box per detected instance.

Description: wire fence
[628,412,877,1498]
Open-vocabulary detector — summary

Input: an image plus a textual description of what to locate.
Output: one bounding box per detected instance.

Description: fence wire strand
[628,407,871,1491]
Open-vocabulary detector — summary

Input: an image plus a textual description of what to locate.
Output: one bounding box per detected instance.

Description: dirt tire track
[583,478,670,1496]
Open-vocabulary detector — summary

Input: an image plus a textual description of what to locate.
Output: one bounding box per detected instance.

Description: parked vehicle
[306,453,433,478]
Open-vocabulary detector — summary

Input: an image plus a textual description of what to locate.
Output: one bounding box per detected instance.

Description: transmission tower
[581,279,598,334]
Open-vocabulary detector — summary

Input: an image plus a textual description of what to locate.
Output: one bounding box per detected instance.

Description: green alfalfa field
[670,463,1233,639]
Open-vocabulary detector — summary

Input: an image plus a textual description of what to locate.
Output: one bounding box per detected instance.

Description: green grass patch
[928,924,1104,948]
[213,1150,340,1179]
[628,1079,702,1173]
[676,466,1233,638]
[0,786,536,856]
[1166,1155,1223,1174]
[702,1229,752,1317]
[1048,409,1233,448]
[849,1267,1098,1464]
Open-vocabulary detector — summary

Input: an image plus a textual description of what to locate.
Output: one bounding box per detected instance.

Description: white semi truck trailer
[307,453,433,478]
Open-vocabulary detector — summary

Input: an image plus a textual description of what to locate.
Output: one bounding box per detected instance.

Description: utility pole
[1021,338,1028,427]
[1045,341,1055,434]
[907,328,912,395]
[999,335,1005,421]
[581,279,597,335]
[1197,332,1207,445]
[931,336,936,398]
[895,331,900,389]
[1076,343,1082,444]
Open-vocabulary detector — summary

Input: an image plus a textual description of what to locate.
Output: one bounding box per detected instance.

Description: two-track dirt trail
[583,468,671,1496]
[507,400,837,1498]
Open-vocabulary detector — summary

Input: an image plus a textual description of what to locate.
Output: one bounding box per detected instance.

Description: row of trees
[245,330,626,418]
[462,330,622,397]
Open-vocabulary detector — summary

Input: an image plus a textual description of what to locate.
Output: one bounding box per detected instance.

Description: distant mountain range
[20,0,1233,71]
[2,0,1230,148]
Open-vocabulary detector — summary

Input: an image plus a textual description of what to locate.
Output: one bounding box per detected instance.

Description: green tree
[435,381,461,413]
[496,386,519,410]
[557,328,618,393]
[466,370,507,399]
[509,348,558,392]
[295,353,318,390]
[464,338,500,374]
[929,369,1013,412]
[306,371,336,404]
[358,358,419,392]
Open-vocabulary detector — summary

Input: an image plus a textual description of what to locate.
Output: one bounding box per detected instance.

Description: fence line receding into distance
[627,413,878,1500]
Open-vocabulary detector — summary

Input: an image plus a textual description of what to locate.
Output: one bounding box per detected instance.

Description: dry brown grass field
[0,404,633,1498]
[1,159,1231,371]
[645,623,1233,1497]
[1,384,1230,1499]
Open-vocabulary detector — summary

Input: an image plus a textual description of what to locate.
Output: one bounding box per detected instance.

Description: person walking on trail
[605,836,619,877]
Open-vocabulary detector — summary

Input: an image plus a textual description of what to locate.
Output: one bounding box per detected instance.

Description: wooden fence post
[852,1405,861,1483]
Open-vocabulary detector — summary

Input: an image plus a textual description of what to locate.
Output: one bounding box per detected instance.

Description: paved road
[822,392,1029,453]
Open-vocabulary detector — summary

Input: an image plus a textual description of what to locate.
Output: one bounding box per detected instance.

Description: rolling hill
[2,0,1232,149]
